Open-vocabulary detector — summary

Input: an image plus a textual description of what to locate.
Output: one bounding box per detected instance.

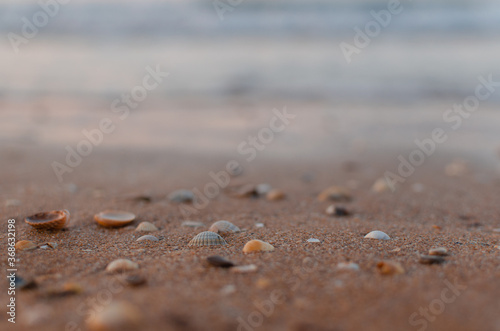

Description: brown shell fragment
[25,209,70,230]
[428,247,448,256]
[242,240,274,253]
[15,240,38,251]
[188,231,228,246]
[266,189,285,201]
[94,210,135,228]
[377,261,405,275]
[419,255,446,265]
[206,256,235,268]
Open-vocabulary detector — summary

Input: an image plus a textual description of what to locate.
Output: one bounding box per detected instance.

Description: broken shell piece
[188,231,227,246]
[364,230,390,240]
[231,264,258,273]
[209,220,240,235]
[123,274,146,287]
[326,205,350,217]
[317,186,352,202]
[337,262,360,272]
[136,235,159,242]
[181,221,205,228]
[419,255,445,265]
[307,238,320,243]
[25,209,70,230]
[372,178,390,193]
[428,247,448,256]
[86,302,142,331]
[15,240,37,251]
[105,259,139,273]
[94,210,135,228]
[242,240,274,253]
[266,189,285,201]
[207,256,235,268]
[168,189,195,203]
[377,261,405,275]
[135,222,158,232]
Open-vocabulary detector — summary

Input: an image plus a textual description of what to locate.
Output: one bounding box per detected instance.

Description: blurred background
[1,0,500,182]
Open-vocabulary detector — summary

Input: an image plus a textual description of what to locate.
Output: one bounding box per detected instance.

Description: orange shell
[242,239,274,253]
[25,210,69,230]
[15,240,38,251]
[94,210,135,227]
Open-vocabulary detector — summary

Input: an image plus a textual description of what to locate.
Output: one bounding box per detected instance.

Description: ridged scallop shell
[364,230,390,240]
[188,231,227,246]
[242,239,274,253]
[136,235,159,242]
[25,209,69,230]
[94,210,135,228]
[208,221,240,235]
[15,240,38,251]
[105,259,139,273]
[135,222,158,232]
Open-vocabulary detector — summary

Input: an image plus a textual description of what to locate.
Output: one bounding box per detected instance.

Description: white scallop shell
[364,230,390,240]
[188,231,227,246]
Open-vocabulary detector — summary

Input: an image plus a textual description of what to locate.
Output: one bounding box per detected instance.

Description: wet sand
[0,135,499,331]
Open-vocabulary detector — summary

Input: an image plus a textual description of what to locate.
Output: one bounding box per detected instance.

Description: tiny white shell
[105,259,139,273]
[135,222,158,232]
[307,238,320,243]
[337,262,360,272]
[255,223,265,228]
[136,235,159,242]
[364,230,390,240]
[230,264,258,273]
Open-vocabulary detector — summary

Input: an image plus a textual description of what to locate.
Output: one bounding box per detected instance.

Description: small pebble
[307,238,320,243]
[123,274,146,287]
[106,259,139,273]
[377,261,405,275]
[336,262,360,272]
[255,223,265,228]
[317,186,352,202]
[181,221,205,228]
[372,178,390,193]
[231,264,258,273]
[87,302,142,331]
[136,235,159,242]
[168,189,195,203]
[325,205,350,217]
[266,189,285,201]
[231,184,258,198]
[256,183,272,196]
[15,276,37,290]
[364,230,390,240]
[428,247,448,256]
[220,284,236,295]
[207,256,235,268]
[419,255,446,265]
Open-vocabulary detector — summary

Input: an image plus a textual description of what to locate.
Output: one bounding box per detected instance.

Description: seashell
[377,261,405,275]
[428,247,448,256]
[266,189,285,201]
[230,264,258,273]
[136,235,159,242]
[317,186,352,202]
[337,262,360,272]
[15,240,38,251]
[242,240,274,253]
[372,178,390,193]
[188,231,227,246]
[364,230,390,240]
[44,282,83,298]
[307,238,320,243]
[94,210,135,228]
[432,225,442,230]
[135,222,158,232]
[206,255,235,268]
[168,189,194,203]
[419,255,445,265]
[87,301,142,331]
[39,242,58,249]
[25,209,70,230]
[255,223,265,228]
[326,205,350,217]
[256,183,272,196]
[182,220,205,228]
[105,259,139,273]
[209,220,240,235]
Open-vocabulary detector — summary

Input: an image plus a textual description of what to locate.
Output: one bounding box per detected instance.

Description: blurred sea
[1,0,500,103]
